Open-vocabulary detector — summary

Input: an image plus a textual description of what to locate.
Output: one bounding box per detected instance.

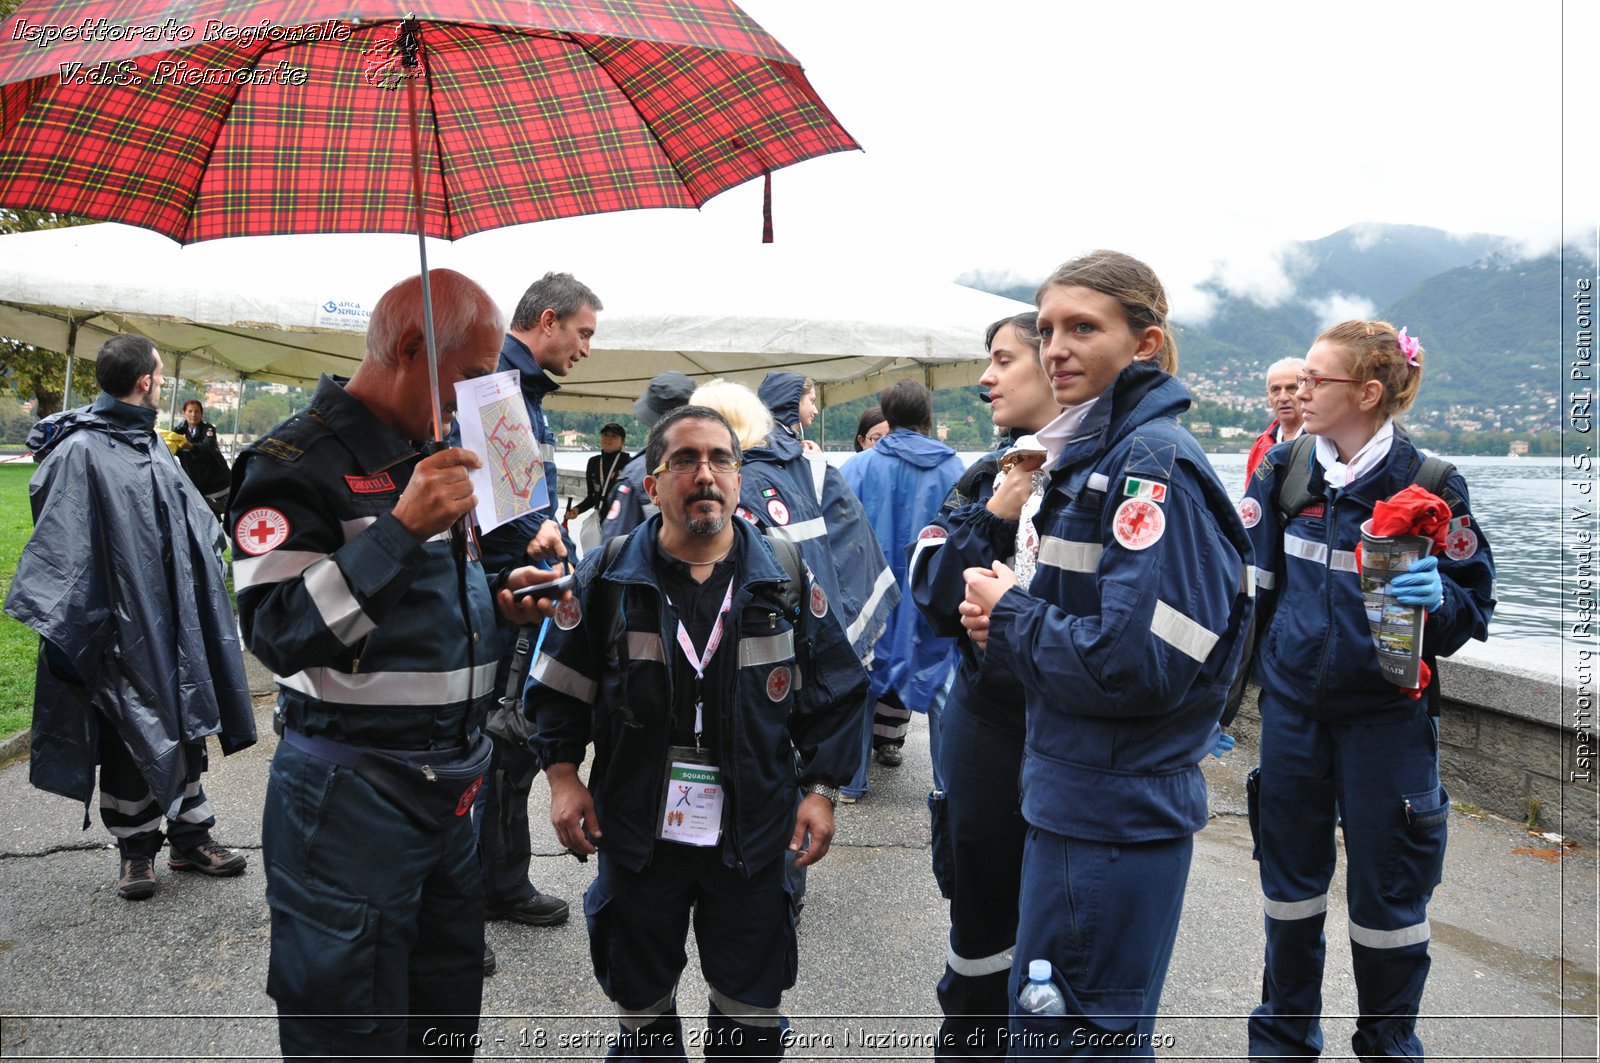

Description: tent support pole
[61,316,78,409]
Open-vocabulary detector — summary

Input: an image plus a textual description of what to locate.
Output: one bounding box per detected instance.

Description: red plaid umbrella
[0,1,857,242]
[0,1,857,436]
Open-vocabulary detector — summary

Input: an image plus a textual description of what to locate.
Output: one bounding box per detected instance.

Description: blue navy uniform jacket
[735,434,899,662]
[840,429,965,709]
[229,375,500,749]
[910,435,1030,736]
[526,517,870,876]
[476,334,573,574]
[598,453,654,541]
[983,362,1255,843]
[753,371,898,658]
[1241,428,1495,722]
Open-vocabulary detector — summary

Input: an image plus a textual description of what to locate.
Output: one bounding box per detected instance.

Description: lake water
[556,451,1568,675]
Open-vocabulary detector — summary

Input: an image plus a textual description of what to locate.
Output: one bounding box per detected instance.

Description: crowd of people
[2,249,1495,1061]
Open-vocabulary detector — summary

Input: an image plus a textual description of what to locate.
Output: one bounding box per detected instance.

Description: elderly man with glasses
[528,404,869,1062]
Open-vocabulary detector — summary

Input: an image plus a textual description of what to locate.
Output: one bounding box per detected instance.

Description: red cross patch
[554,596,583,631]
[1444,526,1478,561]
[736,505,758,525]
[235,507,290,556]
[606,499,622,522]
[766,666,792,702]
[1112,498,1165,551]
[766,499,790,526]
[918,525,948,541]
[810,583,828,618]
[1238,497,1262,529]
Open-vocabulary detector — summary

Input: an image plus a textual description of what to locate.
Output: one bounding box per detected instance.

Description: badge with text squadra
[657,745,724,846]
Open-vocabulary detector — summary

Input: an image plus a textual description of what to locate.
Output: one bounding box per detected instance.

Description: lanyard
[667,579,735,747]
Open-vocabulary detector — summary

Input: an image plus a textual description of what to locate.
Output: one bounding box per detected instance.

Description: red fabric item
[1406,656,1432,700]
[1370,483,1452,552]
[0,2,860,243]
[1243,420,1279,485]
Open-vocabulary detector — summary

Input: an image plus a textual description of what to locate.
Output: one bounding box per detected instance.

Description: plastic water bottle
[1017,959,1066,1015]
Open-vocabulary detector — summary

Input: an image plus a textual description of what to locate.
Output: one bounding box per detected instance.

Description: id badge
[657,745,724,847]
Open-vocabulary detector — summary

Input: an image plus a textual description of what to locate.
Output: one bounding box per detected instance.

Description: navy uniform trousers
[263,739,484,1061]
[933,696,1027,1060]
[1007,829,1192,1059]
[1248,693,1449,1062]
[585,843,797,1061]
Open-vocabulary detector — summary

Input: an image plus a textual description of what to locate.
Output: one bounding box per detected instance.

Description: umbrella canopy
[0,223,1031,409]
[0,1,858,242]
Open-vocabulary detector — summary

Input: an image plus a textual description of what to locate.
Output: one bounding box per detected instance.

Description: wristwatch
[805,782,840,808]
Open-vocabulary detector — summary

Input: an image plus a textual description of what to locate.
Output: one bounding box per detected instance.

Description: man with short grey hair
[1245,356,1305,482]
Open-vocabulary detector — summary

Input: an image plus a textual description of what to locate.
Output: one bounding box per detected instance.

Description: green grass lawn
[0,463,37,738]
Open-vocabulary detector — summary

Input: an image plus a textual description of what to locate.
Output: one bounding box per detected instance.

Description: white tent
[0,224,1031,412]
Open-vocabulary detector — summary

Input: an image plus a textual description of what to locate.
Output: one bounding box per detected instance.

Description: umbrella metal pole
[61,316,78,409]
[401,19,445,446]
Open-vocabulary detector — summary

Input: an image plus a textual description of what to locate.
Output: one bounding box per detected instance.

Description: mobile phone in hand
[511,572,576,601]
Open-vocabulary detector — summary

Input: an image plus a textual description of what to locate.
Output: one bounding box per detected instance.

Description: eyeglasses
[652,454,742,476]
[1295,372,1361,392]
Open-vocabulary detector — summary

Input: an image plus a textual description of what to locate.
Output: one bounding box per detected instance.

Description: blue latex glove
[1210,733,1236,759]
[1390,554,1444,611]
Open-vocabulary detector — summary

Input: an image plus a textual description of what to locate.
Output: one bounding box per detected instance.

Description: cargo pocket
[1384,785,1450,900]
[264,865,378,1028]
[1011,972,1143,1054]
[584,877,618,999]
[1245,767,1262,862]
[928,789,954,899]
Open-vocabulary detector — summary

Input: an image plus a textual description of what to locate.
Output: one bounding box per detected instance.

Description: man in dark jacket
[566,422,630,522]
[5,335,257,900]
[230,268,569,1059]
[530,405,869,1061]
[598,371,697,541]
[475,270,602,931]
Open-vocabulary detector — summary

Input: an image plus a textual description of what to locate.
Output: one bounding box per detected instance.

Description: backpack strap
[1273,433,1321,526]
[589,536,640,729]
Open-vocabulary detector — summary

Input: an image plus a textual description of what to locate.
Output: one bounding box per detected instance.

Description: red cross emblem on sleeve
[235,508,290,556]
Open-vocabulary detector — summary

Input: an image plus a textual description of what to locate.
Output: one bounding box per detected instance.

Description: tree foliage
[0,206,89,417]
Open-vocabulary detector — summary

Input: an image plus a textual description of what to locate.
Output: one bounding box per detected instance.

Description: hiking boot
[168,840,247,877]
[875,746,904,767]
[486,888,570,927]
[116,855,157,900]
[483,944,498,977]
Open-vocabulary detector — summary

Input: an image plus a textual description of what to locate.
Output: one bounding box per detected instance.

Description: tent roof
[0,224,1031,411]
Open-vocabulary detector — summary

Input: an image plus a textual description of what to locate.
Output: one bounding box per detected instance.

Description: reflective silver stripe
[540,442,557,463]
[303,557,377,646]
[909,534,944,573]
[1150,600,1220,663]
[845,567,899,646]
[626,631,665,663]
[173,798,215,825]
[1349,917,1431,949]
[1330,549,1359,573]
[766,516,828,543]
[617,990,676,1032]
[946,944,1014,978]
[100,793,157,816]
[1087,472,1110,492]
[105,814,163,838]
[278,662,498,706]
[1241,564,1256,598]
[528,654,598,703]
[1252,566,1276,591]
[1283,533,1327,565]
[340,516,377,541]
[1038,536,1101,573]
[707,986,782,1027]
[807,453,827,503]
[233,549,322,591]
[1263,893,1329,921]
[738,630,794,669]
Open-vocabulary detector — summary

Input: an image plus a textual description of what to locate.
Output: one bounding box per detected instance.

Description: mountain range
[959,223,1580,438]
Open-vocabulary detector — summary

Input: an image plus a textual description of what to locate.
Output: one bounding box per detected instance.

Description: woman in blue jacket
[961,251,1254,1057]
[910,311,1060,1058]
[1240,321,1495,1062]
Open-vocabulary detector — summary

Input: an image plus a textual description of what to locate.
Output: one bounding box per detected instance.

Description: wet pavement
[0,667,1594,1060]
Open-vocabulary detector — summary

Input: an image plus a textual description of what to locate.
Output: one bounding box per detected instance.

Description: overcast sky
[606,0,1592,321]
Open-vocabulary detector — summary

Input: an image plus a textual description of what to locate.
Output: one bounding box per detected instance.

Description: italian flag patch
[1123,477,1168,503]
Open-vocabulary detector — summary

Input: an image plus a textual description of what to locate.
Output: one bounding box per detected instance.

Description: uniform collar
[606,515,787,591]
[500,334,561,397]
[1315,418,1394,489]
[309,374,420,473]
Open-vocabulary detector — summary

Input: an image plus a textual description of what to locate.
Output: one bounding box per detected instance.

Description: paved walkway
[0,676,1594,1060]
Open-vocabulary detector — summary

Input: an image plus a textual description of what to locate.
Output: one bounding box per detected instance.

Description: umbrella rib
[565,35,700,202]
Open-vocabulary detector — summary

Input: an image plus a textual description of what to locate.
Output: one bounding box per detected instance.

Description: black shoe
[168,840,247,877]
[875,746,904,767]
[486,889,570,927]
[116,855,157,900]
[483,943,497,977]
